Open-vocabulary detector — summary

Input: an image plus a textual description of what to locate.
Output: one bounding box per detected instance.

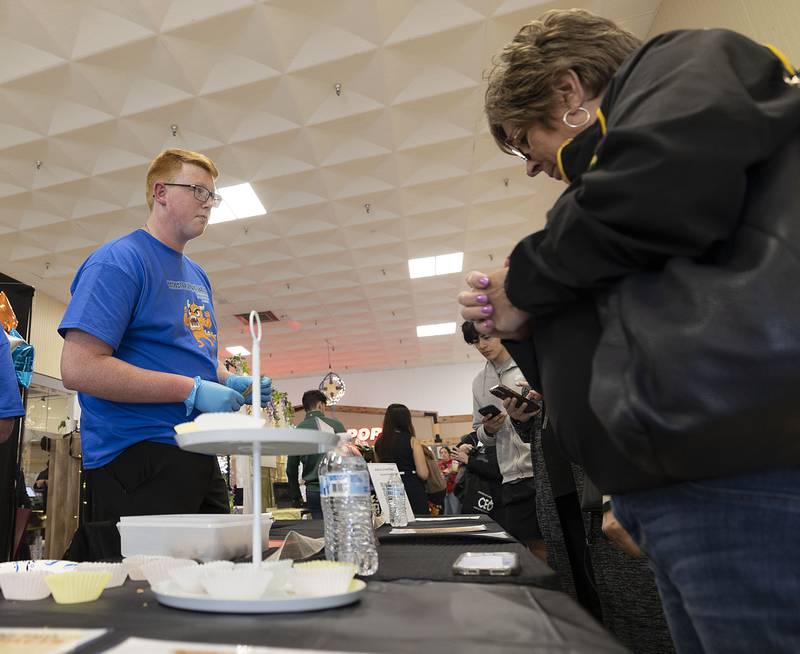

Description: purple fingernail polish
[479,276,489,287]
[484,319,495,330]
[476,294,488,304]
[481,305,493,315]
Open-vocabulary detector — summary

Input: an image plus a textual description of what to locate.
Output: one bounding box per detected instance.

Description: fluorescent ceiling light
[210,183,266,224]
[435,252,464,275]
[416,322,457,338]
[408,252,463,279]
[225,345,251,356]
[408,256,436,279]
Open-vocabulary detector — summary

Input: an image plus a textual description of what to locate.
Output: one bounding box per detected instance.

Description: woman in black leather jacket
[459,9,800,653]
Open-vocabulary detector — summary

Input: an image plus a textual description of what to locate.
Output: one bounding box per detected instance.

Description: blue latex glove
[186,377,245,415]
[225,374,272,407]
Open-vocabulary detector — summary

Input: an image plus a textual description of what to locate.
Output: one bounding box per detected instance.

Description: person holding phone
[463,322,545,561]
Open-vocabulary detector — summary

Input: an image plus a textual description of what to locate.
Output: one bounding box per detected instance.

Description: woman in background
[374,403,430,515]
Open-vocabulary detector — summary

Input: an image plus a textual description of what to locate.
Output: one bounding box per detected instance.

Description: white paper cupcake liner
[201,567,273,600]
[123,555,170,581]
[0,571,52,600]
[76,562,127,588]
[290,562,356,598]
[260,559,294,594]
[0,559,78,574]
[141,558,197,587]
[169,560,235,594]
[45,571,110,604]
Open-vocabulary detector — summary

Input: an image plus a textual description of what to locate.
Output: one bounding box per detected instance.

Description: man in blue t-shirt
[1,332,25,443]
[59,148,271,538]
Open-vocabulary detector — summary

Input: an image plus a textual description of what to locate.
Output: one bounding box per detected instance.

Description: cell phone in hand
[489,384,540,412]
[478,405,502,419]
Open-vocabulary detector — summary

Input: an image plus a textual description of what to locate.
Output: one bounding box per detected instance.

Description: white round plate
[151,579,366,614]
[175,427,339,456]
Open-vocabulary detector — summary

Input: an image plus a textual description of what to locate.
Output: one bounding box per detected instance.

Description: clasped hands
[457,267,531,340]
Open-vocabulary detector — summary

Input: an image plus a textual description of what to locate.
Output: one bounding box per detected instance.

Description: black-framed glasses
[162,182,222,207]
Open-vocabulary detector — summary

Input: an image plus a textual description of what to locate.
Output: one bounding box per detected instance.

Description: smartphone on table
[489,384,540,412]
[478,405,502,419]
[452,551,520,576]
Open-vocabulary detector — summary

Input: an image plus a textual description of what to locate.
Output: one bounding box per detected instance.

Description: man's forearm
[63,354,194,404]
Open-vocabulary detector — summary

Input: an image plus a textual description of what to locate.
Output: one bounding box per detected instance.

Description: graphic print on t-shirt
[183,299,217,348]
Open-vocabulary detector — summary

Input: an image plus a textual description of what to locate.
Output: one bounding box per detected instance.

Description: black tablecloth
[2,580,627,654]
[266,518,558,588]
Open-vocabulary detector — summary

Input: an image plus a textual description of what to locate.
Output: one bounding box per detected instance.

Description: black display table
[3,580,626,653]
[0,517,626,653]
[266,517,559,588]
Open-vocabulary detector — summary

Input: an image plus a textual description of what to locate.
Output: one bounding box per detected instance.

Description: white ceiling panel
[0,0,662,379]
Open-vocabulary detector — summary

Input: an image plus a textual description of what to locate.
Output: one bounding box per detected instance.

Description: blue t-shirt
[59,230,219,469]
[0,333,24,419]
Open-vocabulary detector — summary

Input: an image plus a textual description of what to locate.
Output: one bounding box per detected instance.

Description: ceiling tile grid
[0,0,661,378]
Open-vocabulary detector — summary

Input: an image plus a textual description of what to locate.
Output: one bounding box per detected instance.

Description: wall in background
[649,0,800,61]
[29,291,67,380]
[272,360,485,418]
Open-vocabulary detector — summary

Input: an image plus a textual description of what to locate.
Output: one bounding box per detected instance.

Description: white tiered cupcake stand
[151,311,365,613]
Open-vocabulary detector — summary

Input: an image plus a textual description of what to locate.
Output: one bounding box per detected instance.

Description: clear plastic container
[118,513,273,562]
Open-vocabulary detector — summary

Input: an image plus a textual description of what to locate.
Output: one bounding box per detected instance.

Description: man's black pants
[70,441,229,560]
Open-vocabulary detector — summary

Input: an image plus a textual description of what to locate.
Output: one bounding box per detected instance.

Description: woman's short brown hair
[485,9,641,152]
[145,148,219,211]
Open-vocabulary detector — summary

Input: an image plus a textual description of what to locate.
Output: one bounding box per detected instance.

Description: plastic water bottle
[318,436,379,575]
[385,476,408,527]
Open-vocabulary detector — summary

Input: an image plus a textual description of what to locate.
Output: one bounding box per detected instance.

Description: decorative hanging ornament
[319,341,346,404]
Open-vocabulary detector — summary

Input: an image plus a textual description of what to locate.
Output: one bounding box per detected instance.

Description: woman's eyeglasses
[505,129,531,161]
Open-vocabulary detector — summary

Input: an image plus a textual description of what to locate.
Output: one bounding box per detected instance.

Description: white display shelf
[176,427,339,456]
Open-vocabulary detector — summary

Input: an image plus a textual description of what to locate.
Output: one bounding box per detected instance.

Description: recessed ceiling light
[408,252,463,279]
[416,322,457,338]
[225,345,251,356]
[408,256,436,279]
[210,183,266,224]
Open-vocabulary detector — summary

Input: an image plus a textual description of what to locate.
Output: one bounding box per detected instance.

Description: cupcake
[290,561,357,598]
[46,571,110,604]
[76,562,127,588]
[201,566,273,600]
[140,558,197,586]
[0,571,52,601]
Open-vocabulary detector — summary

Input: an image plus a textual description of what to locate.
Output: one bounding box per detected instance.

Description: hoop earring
[562,106,591,129]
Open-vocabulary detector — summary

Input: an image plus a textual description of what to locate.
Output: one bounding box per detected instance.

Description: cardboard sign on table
[367,463,415,523]
[103,637,353,653]
[0,628,106,654]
